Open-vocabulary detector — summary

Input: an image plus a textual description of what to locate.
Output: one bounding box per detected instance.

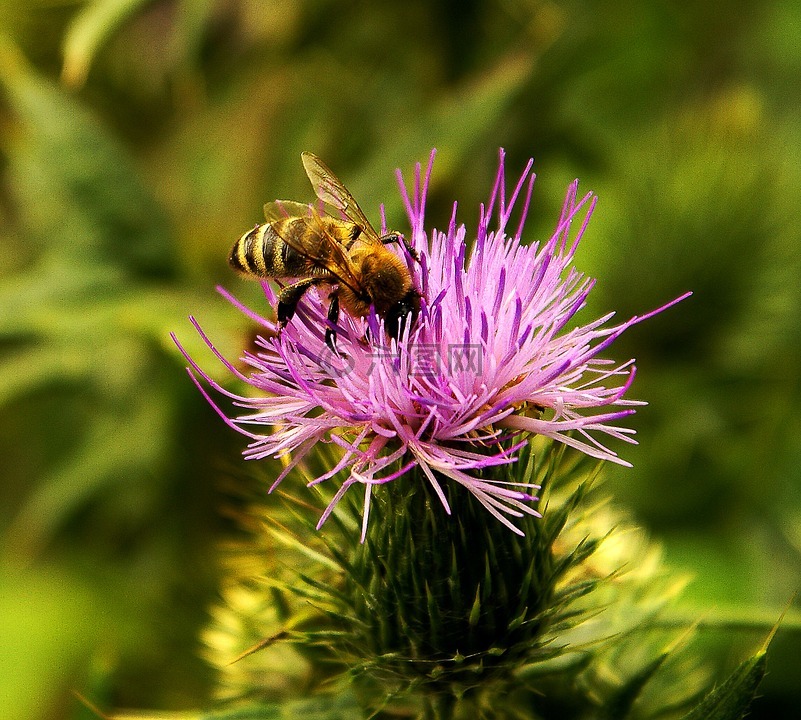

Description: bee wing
[306,210,367,293]
[301,152,382,244]
[265,203,367,299]
[263,200,313,223]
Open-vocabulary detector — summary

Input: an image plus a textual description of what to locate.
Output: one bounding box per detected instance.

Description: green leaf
[61,0,153,88]
[5,385,171,555]
[656,604,801,634]
[111,691,363,719]
[0,35,172,278]
[173,0,219,70]
[679,650,766,720]
[347,50,536,225]
[680,607,788,720]
[598,652,668,720]
[0,39,190,554]
[0,567,104,720]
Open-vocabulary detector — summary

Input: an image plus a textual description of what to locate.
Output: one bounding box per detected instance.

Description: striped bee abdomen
[275,218,320,276]
[229,218,331,279]
[229,224,269,275]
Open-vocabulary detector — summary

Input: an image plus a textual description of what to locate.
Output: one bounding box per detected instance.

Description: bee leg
[381,232,420,262]
[325,292,340,353]
[277,278,326,329]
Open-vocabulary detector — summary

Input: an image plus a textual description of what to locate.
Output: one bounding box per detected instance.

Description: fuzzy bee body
[229,153,420,348]
[229,216,358,279]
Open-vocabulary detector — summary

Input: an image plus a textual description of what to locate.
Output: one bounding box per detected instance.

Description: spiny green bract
[201,440,707,719]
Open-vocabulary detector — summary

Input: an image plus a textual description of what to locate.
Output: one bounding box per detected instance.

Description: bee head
[385,288,420,341]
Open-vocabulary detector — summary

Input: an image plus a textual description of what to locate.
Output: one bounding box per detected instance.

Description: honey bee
[229,152,420,349]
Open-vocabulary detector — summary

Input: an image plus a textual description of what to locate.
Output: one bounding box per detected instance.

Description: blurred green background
[0,0,799,718]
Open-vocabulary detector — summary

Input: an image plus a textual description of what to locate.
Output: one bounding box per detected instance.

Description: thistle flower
[199,441,709,716]
[173,150,688,537]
